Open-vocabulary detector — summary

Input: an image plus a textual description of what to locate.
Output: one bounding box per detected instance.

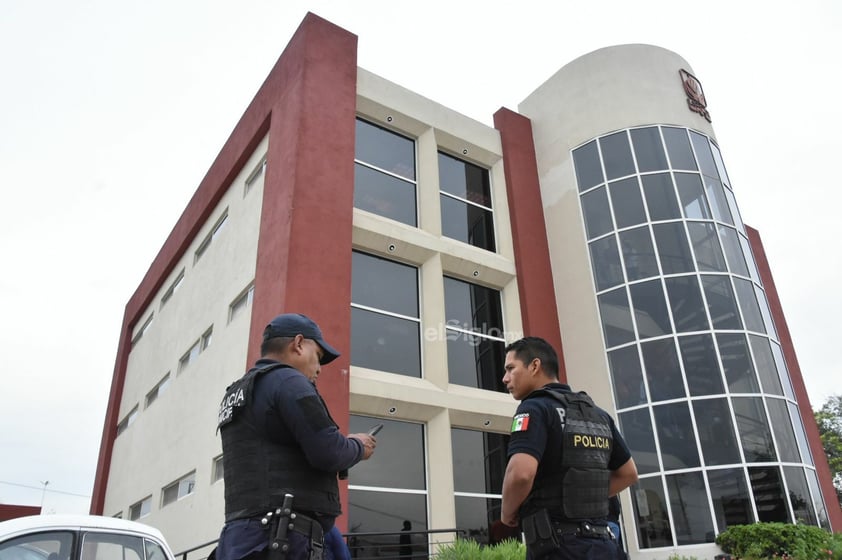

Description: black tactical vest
[217,363,342,521]
[523,388,613,520]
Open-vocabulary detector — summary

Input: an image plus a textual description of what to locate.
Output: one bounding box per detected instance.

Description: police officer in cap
[215,313,377,560]
[500,337,638,559]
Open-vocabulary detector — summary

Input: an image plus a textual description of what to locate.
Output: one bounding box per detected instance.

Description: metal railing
[175,528,465,560]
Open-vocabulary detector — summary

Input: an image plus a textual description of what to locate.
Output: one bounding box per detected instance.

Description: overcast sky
[1,0,839,515]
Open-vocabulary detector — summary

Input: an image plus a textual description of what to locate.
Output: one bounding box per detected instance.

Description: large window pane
[771,343,795,400]
[642,338,685,402]
[630,280,672,339]
[653,222,695,274]
[750,335,783,396]
[447,334,506,392]
[679,334,724,396]
[689,131,719,180]
[599,287,635,348]
[702,275,743,330]
[642,173,681,221]
[708,468,754,530]
[662,127,698,171]
[349,416,425,489]
[347,490,428,556]
[609,177,647,228]
[717,334,760,393]
[734,278,766,334]
[665,276,710,333]
[718,225,749,277]
[790,402,813,466]
[633,477,673,548]
[755,286,778,339]
[631,127,668,172]
[355,119,415,180]
[693,398,740,466]
[805,468,831,529]
[619,227,659,282]
[654,402,700,469]
[438,152,491,206]
[710,142,732,188]
[600,131,636,180]
[767,398,800,463]
[354,163,417,226]
[589,235,623,291]
[704,177,734,224]
[666,471,715,544]
[351,308,421,377]
[455,496,501,546]
[572,140,604,192]
[733,397,777,462]
[748,466,790,523]
[784,466,818,525]
[443,277,503,333]
[581,186,613,239]
[619,409,660,475]
[687,222,727,272]
[739,234,762,283]
[451,429,509,494]
[675,173,711,219]
[441,196,496,251]
[352,252,418,317]
[609,345,647,408]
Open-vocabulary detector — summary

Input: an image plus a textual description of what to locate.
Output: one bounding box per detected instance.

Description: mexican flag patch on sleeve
[511,413,530,432]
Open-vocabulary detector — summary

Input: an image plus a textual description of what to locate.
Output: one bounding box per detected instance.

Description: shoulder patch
[511,413,530,432]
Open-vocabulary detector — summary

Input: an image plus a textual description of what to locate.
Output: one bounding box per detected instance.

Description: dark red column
[493,108,565,379]
[748,226,842,531]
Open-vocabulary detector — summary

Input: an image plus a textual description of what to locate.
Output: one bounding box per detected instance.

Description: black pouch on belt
[521,509,559,558]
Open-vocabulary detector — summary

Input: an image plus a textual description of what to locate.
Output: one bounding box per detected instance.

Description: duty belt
[263,495,325,560]
[554,521,615,540]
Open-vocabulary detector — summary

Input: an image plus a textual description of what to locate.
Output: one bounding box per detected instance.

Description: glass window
[129,496,151,520]
[212,455,224,483]
[718,225,749,277]
[347,491,428,557]
[630,280,672,339]
[679,334,724,396]
[710,142,731,188]
[619,227,659,282]
[598,287,635,348]
[654,402,700,469]
[702,275,743,330]
[447,334,506,392]
[708,468,754,530]
[771,343,795,400]
[455,496,501,546]
[675,173,711,220]
[784,466,818,525]
[116,405,138,436]
[662,127,697,171]
[443,277,502,333]
[81,532,144,560]
[229,284,255,323]
[608,177,647,228]
[750,335,784,396]
[145,373,170,409]
[572,139,604,192]
[161,472,195,506]
[755,286,778,339]
[350,416,425,489]
[687,222,727,272]
[618,409,659,475]
[734,278,766,334]
[703,177,733,224]
[666,471,715,544]
[131,313,154,348]
[766,398,800,463]
[352,252,418,316]
[693,398,740,466]
[609,345,646,408]
[724,188,744,232]
[642,338,685,402]
[665,276,710,333]
[452,429,509,494]
[589,235,623,290]
[748,466,790,522]
[717,333,760,393]
[351,307,421,377]
[354,163,417,226]
[652,222,695,274]
[790,402,813,466]
[439,152,495,251]
[600,131,635,180]
[739,234,762,284]
[355,119,415,180]
[244,157,266,195]
[201,326,213,351]
[805,468,831,529]
[733,397,777,462]
[632,477,673,548]
[160,269,185,308]
[581,186,613,239]
[194,211,228,264]
[178,340,200,372]
[642,173,681,221]
[0,532,74,560]
[631,127,668,172]
[689,131,719,180]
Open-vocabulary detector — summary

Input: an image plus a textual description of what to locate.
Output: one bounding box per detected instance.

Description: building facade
[91,13,841,559]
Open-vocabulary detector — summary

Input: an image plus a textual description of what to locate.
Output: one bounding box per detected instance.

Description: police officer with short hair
[500,337,638,559]
[215,313,376,560]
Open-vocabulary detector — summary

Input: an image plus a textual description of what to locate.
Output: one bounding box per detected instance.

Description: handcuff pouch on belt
[521,509,559,557]
[264,494,325,560]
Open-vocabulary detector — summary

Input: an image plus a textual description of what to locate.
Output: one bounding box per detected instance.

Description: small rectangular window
[201,326,213,350]
[438,152,496,252]
[162,472,196,507]
[112,511,123,519]
[244,157,267,195]
[160,269,185,308]
[116,405,139,436]
[130,313,154,348]
[229,284,255,323]
[129,496,151,520]
[212,455,224,483]
[178,341,200,373]
[194,210,229,264]
[145,373,171,408]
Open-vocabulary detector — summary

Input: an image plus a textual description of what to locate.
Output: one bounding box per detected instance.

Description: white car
[0,515,176,560]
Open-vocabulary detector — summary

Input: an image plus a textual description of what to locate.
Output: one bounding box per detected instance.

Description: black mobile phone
[368,423,384,436]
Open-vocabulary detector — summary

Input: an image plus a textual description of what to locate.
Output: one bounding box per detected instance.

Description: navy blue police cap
[263,313,340,365]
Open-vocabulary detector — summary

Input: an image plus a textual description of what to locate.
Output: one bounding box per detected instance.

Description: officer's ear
[292,334,306,355]
[530,357,541,374]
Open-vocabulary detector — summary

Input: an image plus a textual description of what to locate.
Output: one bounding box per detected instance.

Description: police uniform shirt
[507,383,632,515]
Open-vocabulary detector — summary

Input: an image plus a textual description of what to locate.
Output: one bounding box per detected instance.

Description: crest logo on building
[680,69,711,122]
